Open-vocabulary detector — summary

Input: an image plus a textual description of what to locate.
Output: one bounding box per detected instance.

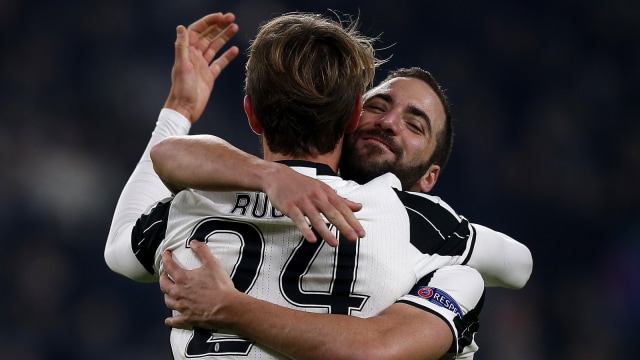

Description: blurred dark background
[2,0,638,359]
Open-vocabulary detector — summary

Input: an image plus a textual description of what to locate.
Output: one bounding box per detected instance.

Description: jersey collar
[276,160,338,177]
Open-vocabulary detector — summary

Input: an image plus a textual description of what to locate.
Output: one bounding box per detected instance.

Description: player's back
[154,163,422,359]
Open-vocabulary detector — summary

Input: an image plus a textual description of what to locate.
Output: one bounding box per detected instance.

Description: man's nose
[376,110,403,134]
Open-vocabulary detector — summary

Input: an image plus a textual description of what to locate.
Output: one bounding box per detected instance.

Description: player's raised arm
[164,12,239,123]
[151,135,365,245]
[104,13,239,281]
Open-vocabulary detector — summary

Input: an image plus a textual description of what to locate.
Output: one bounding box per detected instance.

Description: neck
[262,139,343,173]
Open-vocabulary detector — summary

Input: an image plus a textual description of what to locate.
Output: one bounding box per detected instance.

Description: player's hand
[160,241,239,330]
[164,12,240,123]
[263,164,365,246]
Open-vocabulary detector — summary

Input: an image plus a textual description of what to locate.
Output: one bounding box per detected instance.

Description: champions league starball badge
[414,286,463,319]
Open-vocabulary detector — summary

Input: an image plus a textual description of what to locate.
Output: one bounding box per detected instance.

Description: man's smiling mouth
[362,135,395,154]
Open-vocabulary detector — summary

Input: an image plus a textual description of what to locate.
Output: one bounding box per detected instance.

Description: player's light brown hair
[245,12,379,157]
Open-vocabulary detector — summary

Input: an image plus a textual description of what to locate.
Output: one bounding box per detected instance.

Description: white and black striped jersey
[132,161,489,359]
[399,265,484,359]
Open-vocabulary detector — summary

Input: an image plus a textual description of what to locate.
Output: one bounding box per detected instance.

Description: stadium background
[1,0,638,359]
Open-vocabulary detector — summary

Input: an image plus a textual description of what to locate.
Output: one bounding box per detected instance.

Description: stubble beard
[340,132,430,191]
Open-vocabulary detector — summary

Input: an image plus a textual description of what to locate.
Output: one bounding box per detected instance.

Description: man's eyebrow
[407,105,432,135]
[364,93,392,103]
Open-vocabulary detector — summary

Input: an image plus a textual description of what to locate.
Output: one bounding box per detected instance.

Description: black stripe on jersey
[461,225,477,266]
[454,290,484,353]
[131,198,172,275]
[394,189,471,256]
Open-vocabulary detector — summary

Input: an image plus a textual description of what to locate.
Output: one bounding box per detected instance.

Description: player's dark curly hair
[245,12,380,157]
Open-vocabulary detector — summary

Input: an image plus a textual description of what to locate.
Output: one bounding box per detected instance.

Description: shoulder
[423,265,484,300]
[401,265,484,312]
[325,173,402,201]
[392,190,463,224]
[367,172,403,189]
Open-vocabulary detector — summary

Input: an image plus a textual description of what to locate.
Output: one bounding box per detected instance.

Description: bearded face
[340,129,431,191]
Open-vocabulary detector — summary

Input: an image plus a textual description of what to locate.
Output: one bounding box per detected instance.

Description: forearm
[224,295,361,359]
[162,242,454,360]
[105,109,190,281]
[150,134,282,193]
[468,224,533,289]
[220,295,446,360]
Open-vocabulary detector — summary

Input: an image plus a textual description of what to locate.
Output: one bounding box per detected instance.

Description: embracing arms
[160,241,483,360]
[152,134,533,289]
[151,135,365,246]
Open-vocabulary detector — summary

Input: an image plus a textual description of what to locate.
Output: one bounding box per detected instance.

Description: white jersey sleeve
[397,265,484,359]
[466,223,533,289]
[104,108,191,282]
[395,190,532,290]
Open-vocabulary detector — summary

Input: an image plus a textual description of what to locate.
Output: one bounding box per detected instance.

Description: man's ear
[345,95,363,133]
[244,96,263,135]
[414,165,441,193]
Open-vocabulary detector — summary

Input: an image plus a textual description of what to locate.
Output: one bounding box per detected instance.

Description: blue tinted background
[2,0,638,359]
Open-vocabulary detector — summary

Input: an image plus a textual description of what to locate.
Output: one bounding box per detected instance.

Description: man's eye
[366,105,384,112]
[407,122,423,133]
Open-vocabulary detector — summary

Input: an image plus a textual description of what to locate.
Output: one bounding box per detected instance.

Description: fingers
[162,288,193,330]
[209,46,240,78]
[343,198,364,213]
[187,12,239,63]
[190,241,231,282]
[287,208,319,244]
[290,201,359,247]
[329,197,365,240]
[318,209,356,244]
[190,12,235,35]
[286,203,342,246]
[273,191,364,246]
[202,23,239,64]
[301,194,364,245]
[159,270,174,295]
[189,240,214,265]
[174,25,189,71]
[308,216,339,247]
[165,314,193,330]
[161,249,181,280]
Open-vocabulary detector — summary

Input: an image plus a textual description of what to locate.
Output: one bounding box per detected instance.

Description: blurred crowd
[1,0,638,359]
